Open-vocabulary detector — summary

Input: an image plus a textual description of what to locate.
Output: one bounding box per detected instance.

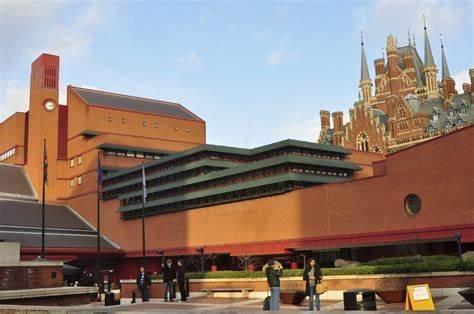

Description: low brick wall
[0,265,63,291]
[120,271,474,299]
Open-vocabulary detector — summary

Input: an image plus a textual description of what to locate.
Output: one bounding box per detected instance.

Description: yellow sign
[405,284,435,311]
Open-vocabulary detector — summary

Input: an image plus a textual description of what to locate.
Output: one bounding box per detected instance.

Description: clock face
[44,100,56,112]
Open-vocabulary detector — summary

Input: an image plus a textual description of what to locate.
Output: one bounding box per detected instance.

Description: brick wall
[0,266,63,291]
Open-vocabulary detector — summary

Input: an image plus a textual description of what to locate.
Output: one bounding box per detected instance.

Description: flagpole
[41,138,46,259]
[141,163,146,266]
[96,150,102,290]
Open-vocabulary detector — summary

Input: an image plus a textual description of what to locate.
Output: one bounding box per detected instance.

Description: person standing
[264,259,283,311]
[303,258,323,311]
[176,259,187,302]
[136,266,152,302]
[163,259,176,302]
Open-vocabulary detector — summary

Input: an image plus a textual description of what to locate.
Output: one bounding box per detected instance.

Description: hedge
[151,255,473,279]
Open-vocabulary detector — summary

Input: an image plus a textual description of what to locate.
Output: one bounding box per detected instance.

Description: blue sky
[1,0,472,147]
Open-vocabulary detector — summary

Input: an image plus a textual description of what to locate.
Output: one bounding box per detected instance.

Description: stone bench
[0,286,98,306]
[201,288,253,298]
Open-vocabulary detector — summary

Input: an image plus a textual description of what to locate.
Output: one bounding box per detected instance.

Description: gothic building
[318,25,473,153]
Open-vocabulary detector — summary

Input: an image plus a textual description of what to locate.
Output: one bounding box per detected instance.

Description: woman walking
[303,258,323,311]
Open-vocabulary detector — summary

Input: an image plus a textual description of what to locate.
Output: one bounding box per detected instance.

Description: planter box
[280,290,306,305]
[376,290,406,303]
[120,271,474,300]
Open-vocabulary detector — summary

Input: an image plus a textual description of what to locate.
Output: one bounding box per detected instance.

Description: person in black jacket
[264,259,283,311]
[176,259,187,302]
[303,258,323,311]
[136,266,152,302]
[163,259,176,302]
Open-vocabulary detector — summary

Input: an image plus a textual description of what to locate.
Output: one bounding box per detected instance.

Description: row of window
[106,116,191,133]
[105,150,164,160]
[0,147,16,161]
[70,155,83,168]
[69,176,83,187]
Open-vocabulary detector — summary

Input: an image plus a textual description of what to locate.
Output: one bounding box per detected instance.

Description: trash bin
[105,292,120,306]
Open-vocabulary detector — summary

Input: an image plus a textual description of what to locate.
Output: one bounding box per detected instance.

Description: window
[136,152,144,158]
[414,120,420,127]
[432,114,439,121]
[107,116,112,122]
[154,122,159,128]
[174,125,179,131]
[69,179,75,187]
[142,121,147,127]
[404,194,421,215]
[77,176,82,185]
[0,147,16,161]
[186,127,190,133]
[126,151,135,157]
[77,155,83,165]
[356,132,370,152]
[70,159,75,168]
[121,118,125,125]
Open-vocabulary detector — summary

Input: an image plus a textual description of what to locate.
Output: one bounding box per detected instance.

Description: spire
[408,29,412,46]
[440,34,450,78]
[360,31,371,81]
[423,14,435,67]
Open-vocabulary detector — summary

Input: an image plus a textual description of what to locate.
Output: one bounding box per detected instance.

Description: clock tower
[26,54,60,201]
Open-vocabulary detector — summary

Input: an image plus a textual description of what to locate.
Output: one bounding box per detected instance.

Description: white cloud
[178,52,202,67]
[353,0,469,47]
[267,51,283,66]
[0,81,29,120]
[28,2,116,60]
[453,68,471,93]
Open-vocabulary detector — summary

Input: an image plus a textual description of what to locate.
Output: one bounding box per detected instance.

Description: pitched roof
[0,164,35,200]
[0,199,119,250]
[424,28,435,67]
[360,43,371,81]
[71,86,203,122]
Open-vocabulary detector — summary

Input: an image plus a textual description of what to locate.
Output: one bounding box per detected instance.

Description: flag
[97,156,104,193]
[43,140,48,185]
[142,164,147,204]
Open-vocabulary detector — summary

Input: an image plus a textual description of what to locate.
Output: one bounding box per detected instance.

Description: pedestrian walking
[163,259,176,302]
[136,266,151,302]
[303,258,323,311]
[176,259,187,302]
[264,259,283,311]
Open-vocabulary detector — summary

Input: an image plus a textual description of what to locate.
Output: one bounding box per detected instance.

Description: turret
[359,32,372,103]
[332,112,344,146]
[319,110,330,130]
[374,58,385,94]
[386,35,401,94]
[440,35,456,103]
[423,16,438,98]
[470,68,474,104]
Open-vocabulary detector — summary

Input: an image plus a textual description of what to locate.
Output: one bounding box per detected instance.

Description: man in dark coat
[136,266,152,302]
[303,258,323,310]
[163,259,176,302]
[264,259,283,311]
[176,259,187,302]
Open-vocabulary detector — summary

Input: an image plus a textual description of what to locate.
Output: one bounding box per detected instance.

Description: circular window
[405,194,421,215]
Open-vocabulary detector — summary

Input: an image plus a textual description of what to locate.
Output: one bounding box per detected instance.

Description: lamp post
[196,247,205,274]
[455,233,465,271]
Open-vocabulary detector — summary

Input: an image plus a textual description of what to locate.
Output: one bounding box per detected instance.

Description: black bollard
[131,291,136,303]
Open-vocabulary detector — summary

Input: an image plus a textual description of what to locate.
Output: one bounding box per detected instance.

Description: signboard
[405,284,435,311]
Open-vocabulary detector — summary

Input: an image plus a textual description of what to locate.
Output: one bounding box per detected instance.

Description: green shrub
[150,255,472,280]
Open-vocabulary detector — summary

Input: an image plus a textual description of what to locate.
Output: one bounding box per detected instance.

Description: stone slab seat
[0,286,98,300]
[201,287,253,297]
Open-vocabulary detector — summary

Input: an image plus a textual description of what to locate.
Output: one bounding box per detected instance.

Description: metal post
[96,151,102,291]
[455,233,465,271]
[142,200,146,266]
[41,139,46,259]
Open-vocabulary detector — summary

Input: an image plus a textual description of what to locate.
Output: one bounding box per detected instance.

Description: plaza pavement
[0,294,473,313]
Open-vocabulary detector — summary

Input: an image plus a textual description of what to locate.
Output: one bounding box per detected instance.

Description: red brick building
[319,26,473,153]
[0,53,472,278]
